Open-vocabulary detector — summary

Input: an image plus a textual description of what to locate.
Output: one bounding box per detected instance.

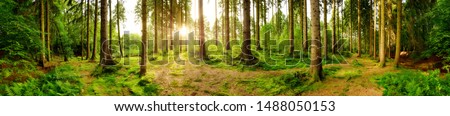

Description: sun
[180,26,188,36]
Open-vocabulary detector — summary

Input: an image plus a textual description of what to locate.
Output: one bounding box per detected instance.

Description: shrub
[376,70,450,96]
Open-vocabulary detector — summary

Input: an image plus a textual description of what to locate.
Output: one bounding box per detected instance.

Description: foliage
[376,70,450,96]
[424,0,450,63]
[2,65,83,96]
[0,0,41,60]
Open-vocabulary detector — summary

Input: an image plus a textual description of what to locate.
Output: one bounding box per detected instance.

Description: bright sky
[118,0,337,35]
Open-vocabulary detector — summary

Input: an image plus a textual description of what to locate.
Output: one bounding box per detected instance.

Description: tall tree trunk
[91,0,98,61]
[288,0,294,56]
[225,0,230,50]
[199,0,206,60]
[394,0,402,67]
[108,0,112,52]
[169,0,173,50]
[302,0,308,53]
[369,0,373,56]
[101,0,114,65]
[241,0,256,64]
[81,0,85,60]
[215,0,218,45]
[154,0,158,54]
[116,0,123,58]
[373,0,377,59]
[140,0,148,76]
[86,0,90,60]
[332,0,336,54]
[349,0,352,53]
[310,0,323,81]
[379,0,386,67]
[357,0,361,57]
[299,0,303,52]
[256,0,261,50]
[323,0,327,58]
[40,0,46,67]
[46,0,51,62]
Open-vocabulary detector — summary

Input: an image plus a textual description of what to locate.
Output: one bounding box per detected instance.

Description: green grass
[239,71,319,95]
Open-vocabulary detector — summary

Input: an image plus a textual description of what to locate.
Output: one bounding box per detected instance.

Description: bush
[376,70,450,96]
[242,71,311,95]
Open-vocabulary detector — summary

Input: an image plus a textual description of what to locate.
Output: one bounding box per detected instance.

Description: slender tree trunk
[101,0,114,65]
[140,0,148,76]
[350,0,352,53]
[91,0,98,61]
[154,0,158,54]
[357,0,361,57]
[40,0,46,67]
[225,0,230,50]
[310,0,323,81]
[369,0,373,56]
[46,0,51,62]
[86,0,90,60]
[302,0,308,53]
[241,0,256,64]
[288,0,294,56]
[108,0,112,52]
[331,0,337,54]
[81,0,84,60]
[323,0,327,58]
[299,0,303,51]
[379,0,386,67]
[199,0,206,60]
[373,0,377,59]
[215,0,218,45]
[256,0,261,50]
[117,0,123,58]
[169,0,173,50]
[394,0,402,67]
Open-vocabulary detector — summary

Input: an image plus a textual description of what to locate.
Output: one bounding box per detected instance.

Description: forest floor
[36,53,445,96]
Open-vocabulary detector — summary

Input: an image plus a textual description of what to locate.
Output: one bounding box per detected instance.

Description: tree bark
[357,0,361,57]
[140,0,148,76]
[46,0,51,62]
[91,0,98,61]
[256,0,261,50]
[199,0,206,60]
[117,0,123,58]
[86,0,90,60]
[379,0,386,67]
[40,0,46,67]
[225,0,230,50]
[310,0,323,81]
[288,0,294,56]
[101,0,114,65]
[241,0,256,64]
[154,0,158,54]
[302,0,308,53]
[394,0,402,67]
[332,0,336,54]
[323,0,327,58]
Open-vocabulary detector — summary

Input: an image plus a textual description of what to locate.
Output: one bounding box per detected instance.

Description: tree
[108,0,112,51]
[154,0,158,54]
[373,0,377,59]
[256,0,261,50]
[241,0,257,64]
[357,0,361,57]
[323,0,328,58]
[40,0,46,67]
[302,0,308,52]
[140,0,148,76]
[86,0,90,60]
[101,0,115,65]
[91,0,99,61]
[332,0,336,54]
[349,0,352,53]
[310,0,323,81]
[394,0,401,67]
[199,0,207,60]
[379,0,386,67]
[225,0,230,50]
[115,0,125,58]
[46,0,51,62]
[288,0,294,56]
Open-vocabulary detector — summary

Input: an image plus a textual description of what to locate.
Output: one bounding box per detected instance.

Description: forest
[0,0,449,96]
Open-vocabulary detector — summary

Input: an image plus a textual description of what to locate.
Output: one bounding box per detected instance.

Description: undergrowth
[376,70,450,96]
[241,71,318,95]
